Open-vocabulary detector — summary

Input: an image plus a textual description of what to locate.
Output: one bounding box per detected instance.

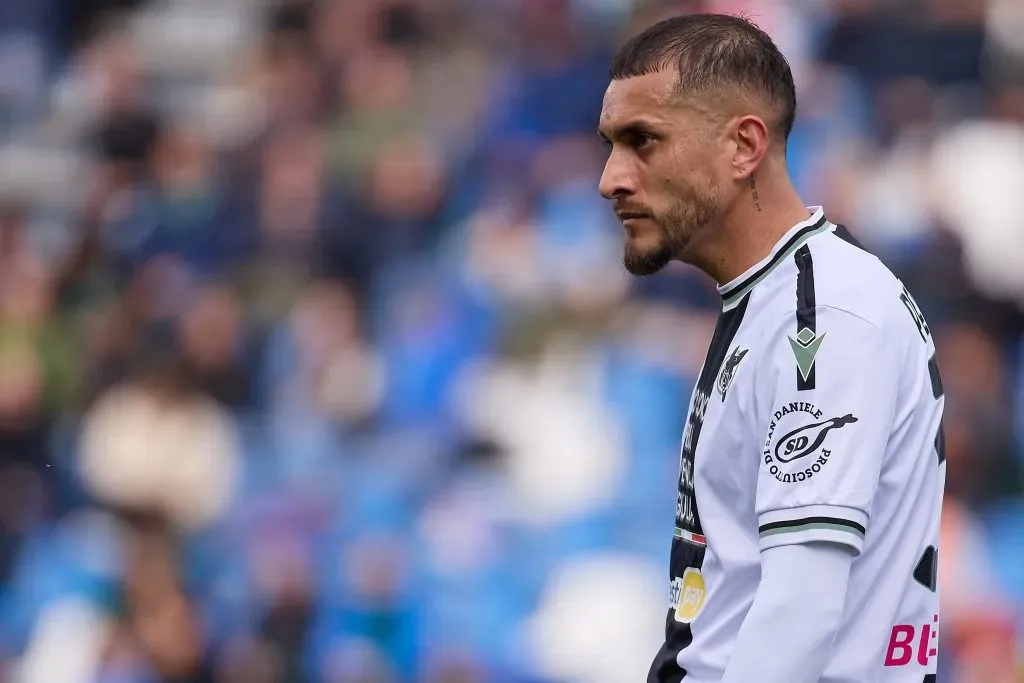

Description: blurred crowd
[0,0,1023,681]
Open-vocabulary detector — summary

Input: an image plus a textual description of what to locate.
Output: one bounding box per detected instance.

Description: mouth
[618,213,653,230]
[617,212,651,223]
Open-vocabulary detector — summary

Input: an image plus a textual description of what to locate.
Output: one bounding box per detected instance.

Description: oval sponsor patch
[762,401,859,483]
[671,567,706,624]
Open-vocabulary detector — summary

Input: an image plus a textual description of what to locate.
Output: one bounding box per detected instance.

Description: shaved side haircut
[611,14,797,148]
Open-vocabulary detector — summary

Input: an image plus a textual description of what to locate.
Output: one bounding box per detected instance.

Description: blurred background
[0,0,1022,681]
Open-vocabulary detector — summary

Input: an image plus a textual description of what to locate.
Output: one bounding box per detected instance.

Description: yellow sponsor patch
[672,567,706,624]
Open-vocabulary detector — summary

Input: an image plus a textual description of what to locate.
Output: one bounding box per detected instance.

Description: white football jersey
[649,207,945,683]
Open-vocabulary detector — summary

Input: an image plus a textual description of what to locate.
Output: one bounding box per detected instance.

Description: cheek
[644,148,720,209]
[659,146,709,189]
[707,148,739,190]
[658,172,700,203]
[648,161,689,200]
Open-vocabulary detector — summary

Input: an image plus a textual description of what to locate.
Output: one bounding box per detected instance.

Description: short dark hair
[610,13,797,144]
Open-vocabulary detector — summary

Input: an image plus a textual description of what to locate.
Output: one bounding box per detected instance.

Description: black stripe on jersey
[758,516,866,536]
[719,214,827,307]
[928,354,944,399]
[675,293,751,538]
[924,675,937,683]
[928,353,947,464]
[794,245,816,391]
[650,294,751,683]
[832,223,867,251]
[655,672,683,683]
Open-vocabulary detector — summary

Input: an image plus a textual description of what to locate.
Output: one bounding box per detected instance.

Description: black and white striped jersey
[649,207,945,683]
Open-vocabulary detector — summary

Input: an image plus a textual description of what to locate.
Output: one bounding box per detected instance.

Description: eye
[634,133,656,151]
[622,131,657,152]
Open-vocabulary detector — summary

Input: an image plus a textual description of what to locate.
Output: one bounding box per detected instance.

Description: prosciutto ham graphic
[774,414,859,463]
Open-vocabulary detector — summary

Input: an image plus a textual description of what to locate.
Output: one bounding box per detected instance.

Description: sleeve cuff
[758,504,868,555]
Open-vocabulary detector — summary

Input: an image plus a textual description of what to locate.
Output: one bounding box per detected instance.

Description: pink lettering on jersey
[885,626,915,666]
[916,625,931,666]
[885,615,940,667]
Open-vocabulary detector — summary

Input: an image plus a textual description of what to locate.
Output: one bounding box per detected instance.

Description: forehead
[599,71,680,131]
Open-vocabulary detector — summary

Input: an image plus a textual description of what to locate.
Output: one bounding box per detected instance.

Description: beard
[622,177,720,276]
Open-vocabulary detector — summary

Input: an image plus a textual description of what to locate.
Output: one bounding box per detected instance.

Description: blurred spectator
[85,31,160,170]
[0,244,73,581]
[115,515,217,683]
[264,278,383,427]
[177,283,254,412]
[246,526,317,683]
[936,322,1023,505]
[939,497,1021,683]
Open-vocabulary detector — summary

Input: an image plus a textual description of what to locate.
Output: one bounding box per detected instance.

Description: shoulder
[804,226,910,332]
[744,224,927,397]
[754,223,916,343]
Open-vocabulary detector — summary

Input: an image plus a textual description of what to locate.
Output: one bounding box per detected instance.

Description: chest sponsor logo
[676,389,709,532]
[669,568,707,624]
[763,402,858,483]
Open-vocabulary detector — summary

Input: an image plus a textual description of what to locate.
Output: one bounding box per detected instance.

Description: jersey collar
[718,207,832,311]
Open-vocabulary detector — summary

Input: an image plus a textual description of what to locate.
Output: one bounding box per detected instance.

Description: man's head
[598,14,796,275]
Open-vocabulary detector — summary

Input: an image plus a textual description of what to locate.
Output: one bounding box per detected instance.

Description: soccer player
[597,14,945,683]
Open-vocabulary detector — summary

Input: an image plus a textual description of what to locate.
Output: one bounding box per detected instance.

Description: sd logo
[775,414,858,463]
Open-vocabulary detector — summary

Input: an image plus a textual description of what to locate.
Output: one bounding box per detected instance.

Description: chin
[624,243,672,276]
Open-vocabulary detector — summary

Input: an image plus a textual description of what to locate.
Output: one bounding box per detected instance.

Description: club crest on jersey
[763,402,858,483]
[717,346,748,401]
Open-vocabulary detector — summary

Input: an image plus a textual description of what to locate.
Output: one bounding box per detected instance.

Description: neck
[685,170,811,285]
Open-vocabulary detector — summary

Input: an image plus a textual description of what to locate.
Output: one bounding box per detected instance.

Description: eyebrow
[598,121,660,142]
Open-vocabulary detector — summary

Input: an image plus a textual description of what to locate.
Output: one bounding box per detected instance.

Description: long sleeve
[721,541,856,683]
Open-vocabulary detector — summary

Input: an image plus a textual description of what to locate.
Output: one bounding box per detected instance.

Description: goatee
[624,240,673,276]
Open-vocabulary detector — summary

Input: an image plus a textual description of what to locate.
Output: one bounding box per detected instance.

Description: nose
[598,151,635,201]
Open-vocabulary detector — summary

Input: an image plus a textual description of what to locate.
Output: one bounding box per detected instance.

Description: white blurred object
[196,82,267,150]
[0,144,90,209]
[930,121,1024,306]
[455,342,626,526]
[986,0,1024,58]
[132,1,259,78]
[14,597,114,683]
[79,384,241,530]
[524,553,664,683]
[852,129,933,251]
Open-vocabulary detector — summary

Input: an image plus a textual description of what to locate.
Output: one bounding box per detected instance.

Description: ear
[731,115,770,180]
